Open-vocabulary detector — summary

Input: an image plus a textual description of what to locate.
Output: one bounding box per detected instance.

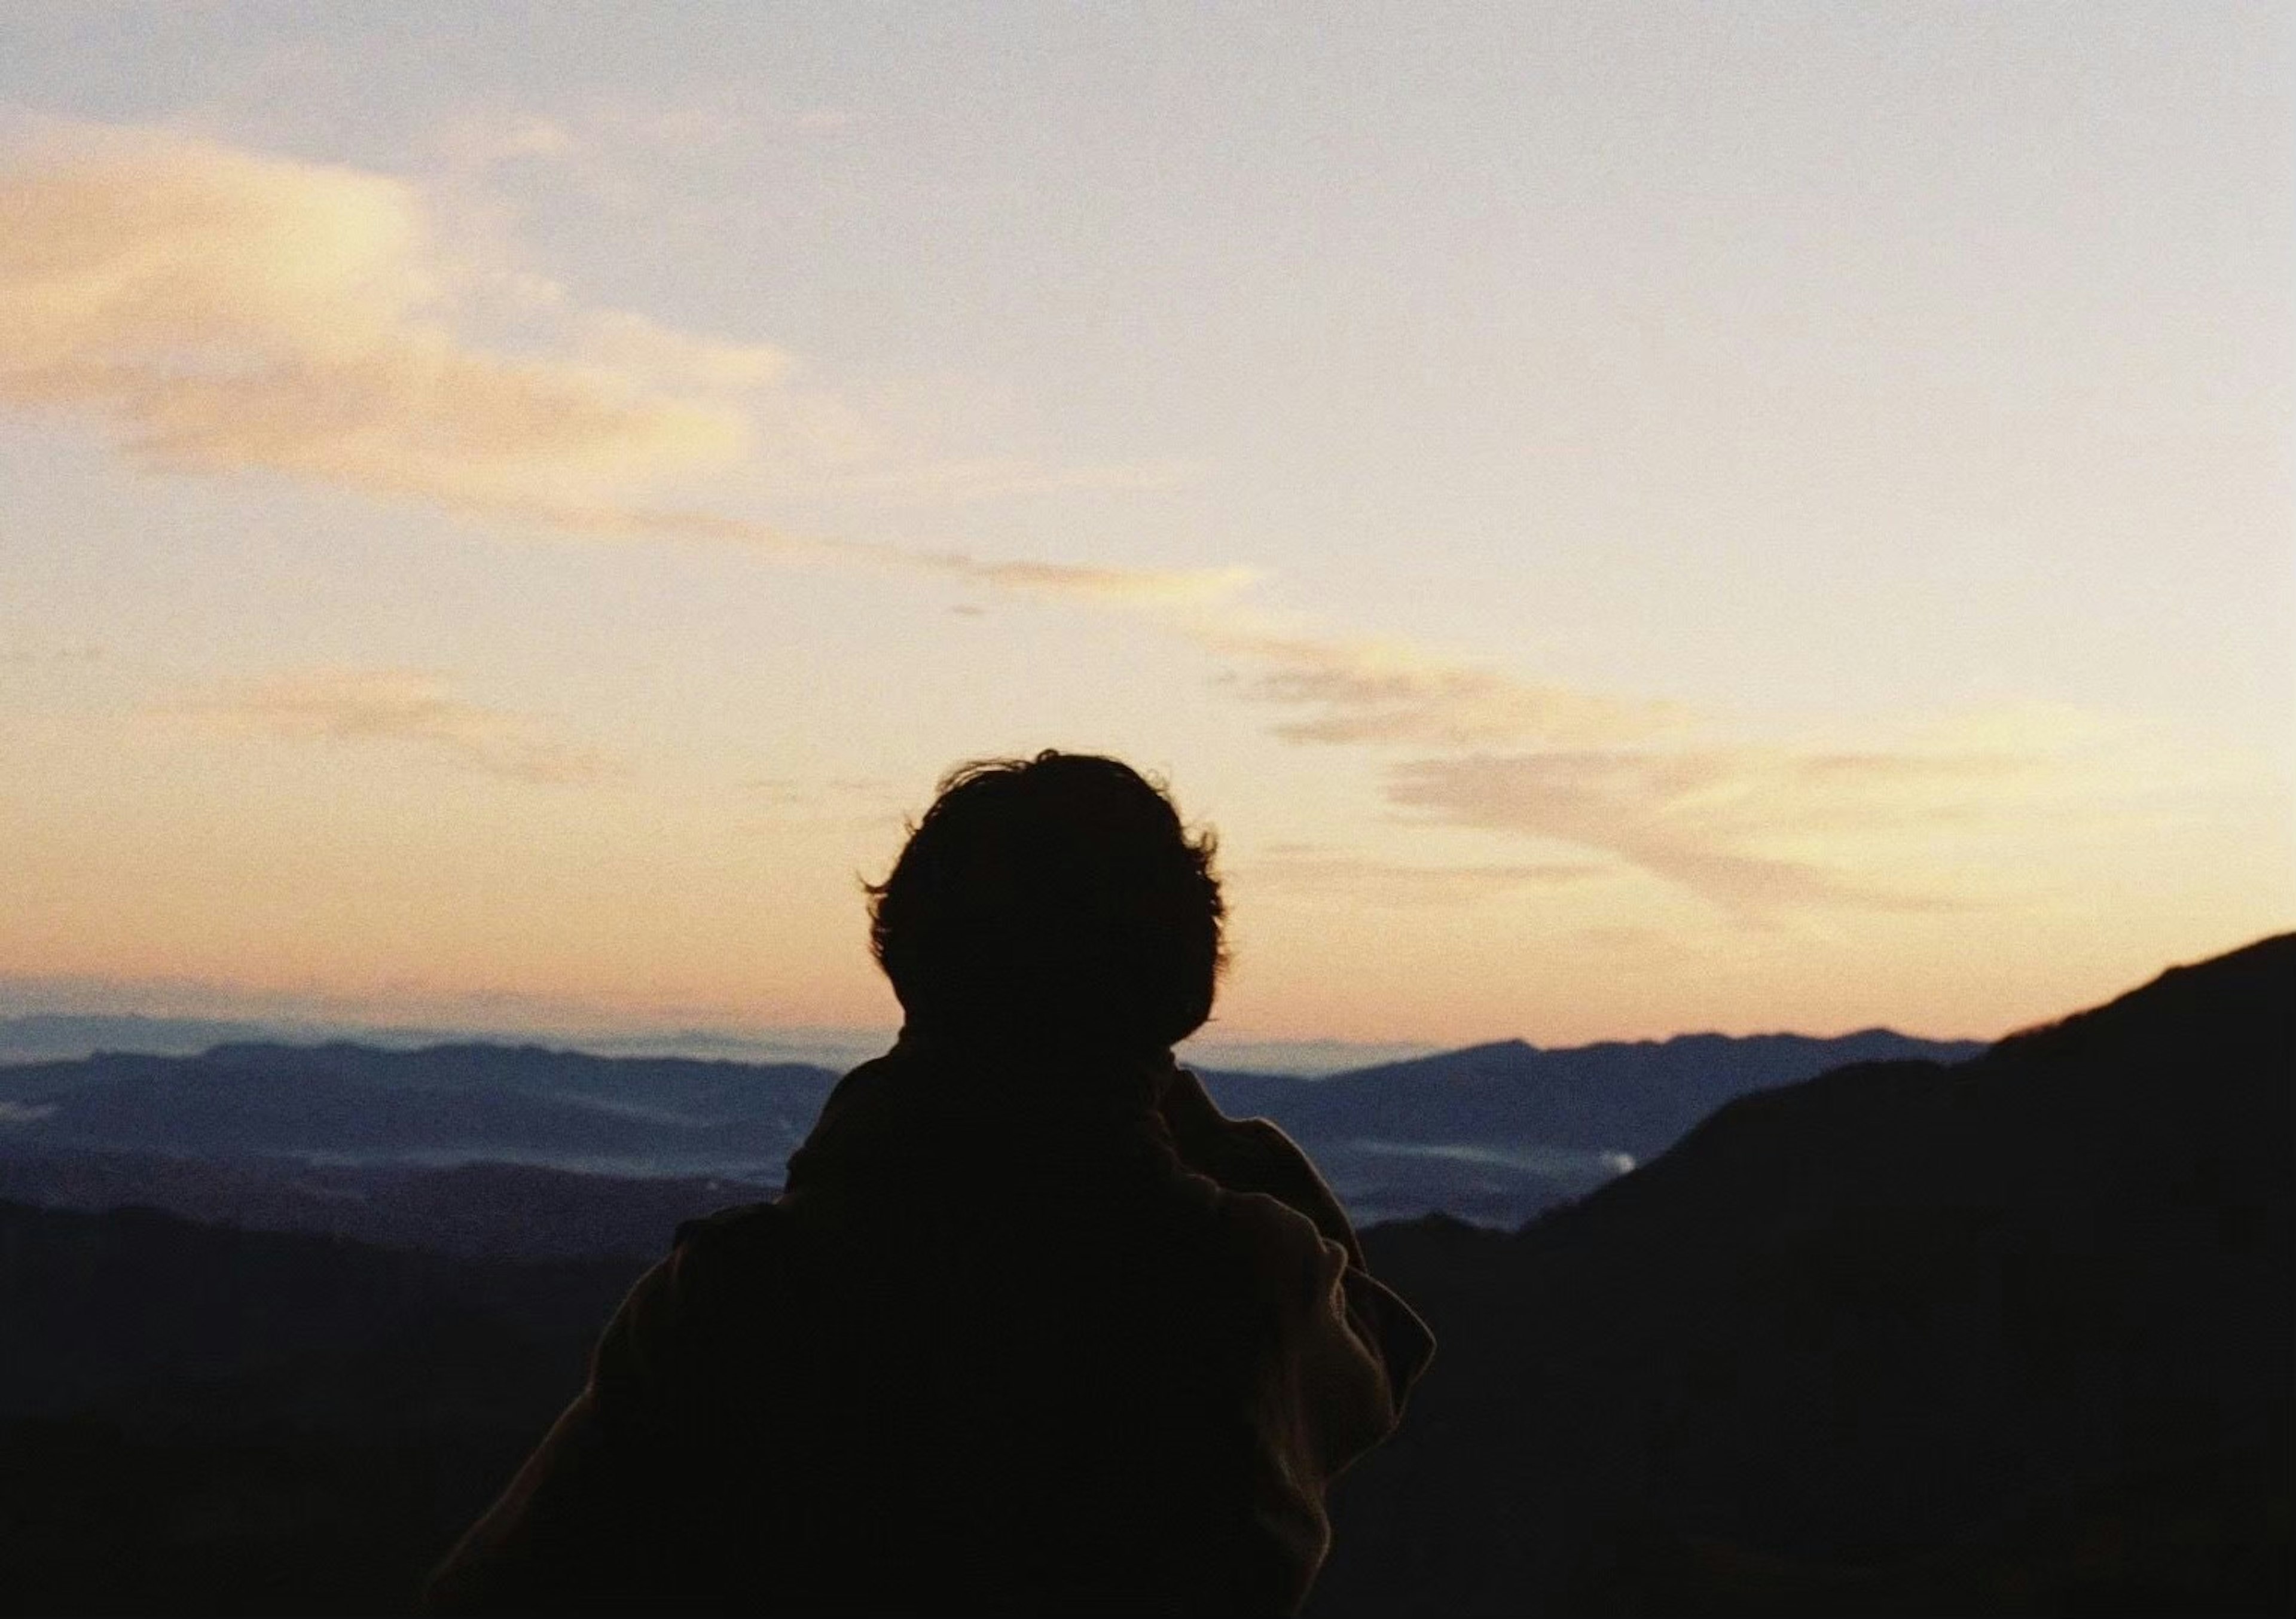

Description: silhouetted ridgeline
[0,938,2283,1614]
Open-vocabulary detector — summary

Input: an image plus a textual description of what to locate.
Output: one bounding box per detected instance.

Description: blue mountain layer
[1,1027,1980,1232]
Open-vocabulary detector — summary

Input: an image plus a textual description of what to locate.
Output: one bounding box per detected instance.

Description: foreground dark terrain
[1321,934,2292,1617]
[0,937,2286,1614]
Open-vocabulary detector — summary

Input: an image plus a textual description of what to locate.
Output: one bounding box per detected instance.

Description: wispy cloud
[947,556,1260,606]
[175,667,624,785]
[0,121,1173,523]
[4,119,2118,915]
[475,484,2087,916]
[1193,623,1688,748]
[823,456,1197,507]
[1237,848,1609,909]
[541,500,1262,606]
[1386,745,2044,917]
[0,120,1622,710]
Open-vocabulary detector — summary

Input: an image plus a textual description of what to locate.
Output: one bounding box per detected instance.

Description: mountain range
[0,1025,1981,1237]
[0,934,2282,1614]
[0,1014,1436,1078]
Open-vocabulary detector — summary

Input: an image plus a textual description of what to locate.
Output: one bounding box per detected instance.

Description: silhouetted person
[424,752,1434,1616]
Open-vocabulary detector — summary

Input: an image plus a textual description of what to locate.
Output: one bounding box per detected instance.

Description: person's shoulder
[611,1205,798,1349]
[658,1200,811,1315]
[1160,1152,1339,1288]
[671,1199,787,1254]
[591,1202,815,1422]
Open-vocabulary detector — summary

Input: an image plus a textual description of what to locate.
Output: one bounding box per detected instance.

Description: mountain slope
[1202,1027,1981,1225]
[0,937,2282,1615]
[0,1151,777,1260]
[1316,933,2294,1617]
[0,1197,641,1613]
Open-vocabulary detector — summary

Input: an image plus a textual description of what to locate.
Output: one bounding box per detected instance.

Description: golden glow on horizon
[1,11,2288,1047]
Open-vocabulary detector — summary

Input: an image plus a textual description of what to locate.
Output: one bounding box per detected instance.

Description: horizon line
[0,1006,1996,1076]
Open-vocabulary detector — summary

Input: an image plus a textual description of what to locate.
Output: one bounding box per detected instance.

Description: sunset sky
[2,5,2288,1054]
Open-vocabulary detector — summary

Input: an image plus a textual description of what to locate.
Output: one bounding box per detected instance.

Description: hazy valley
[0,1024,1981,1245]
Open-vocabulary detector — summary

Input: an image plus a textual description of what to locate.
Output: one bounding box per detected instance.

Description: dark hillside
[0,1199,642,1614]
[0,939,2282,1614]
[1315,934,2294,1617]
[0,1151,776,1260]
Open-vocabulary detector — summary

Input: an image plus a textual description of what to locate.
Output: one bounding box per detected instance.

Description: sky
[1,3,2289,1052]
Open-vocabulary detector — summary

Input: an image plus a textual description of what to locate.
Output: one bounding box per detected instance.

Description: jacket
[423,1035,1434,1616]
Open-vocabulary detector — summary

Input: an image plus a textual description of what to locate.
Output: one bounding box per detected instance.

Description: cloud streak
[542,500,1263,606]
[1237,848,1610,909]
[1387,746,2043,917]
[6,122,2105,917]
[1193,624,1688,748]
[178,668,624,785]
[0,119,1641,726]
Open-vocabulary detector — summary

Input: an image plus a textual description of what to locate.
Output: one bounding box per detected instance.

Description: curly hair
[867,752,1226,1050]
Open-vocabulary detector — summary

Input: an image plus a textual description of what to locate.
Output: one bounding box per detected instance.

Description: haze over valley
[0,1018,1981,1241]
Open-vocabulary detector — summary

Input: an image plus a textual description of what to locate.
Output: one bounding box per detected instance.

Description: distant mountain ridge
[0,1043,841,1181]
[0,1025,1983,1231]
[0,1013,1433,1076]
[0,1012,896,1070]
[1205,1027,1981,1157]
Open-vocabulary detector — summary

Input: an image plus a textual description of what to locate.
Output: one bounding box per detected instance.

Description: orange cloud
[0,121,1198,526]
[0,121,1210,561]
[0,125,765,511]
[176,667,624,785]
[0,121,2123,917]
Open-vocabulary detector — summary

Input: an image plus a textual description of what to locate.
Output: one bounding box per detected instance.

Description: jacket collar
[780,1031,1177,1203]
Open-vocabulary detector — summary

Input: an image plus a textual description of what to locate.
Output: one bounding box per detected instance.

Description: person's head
[868,752,1225,1053]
